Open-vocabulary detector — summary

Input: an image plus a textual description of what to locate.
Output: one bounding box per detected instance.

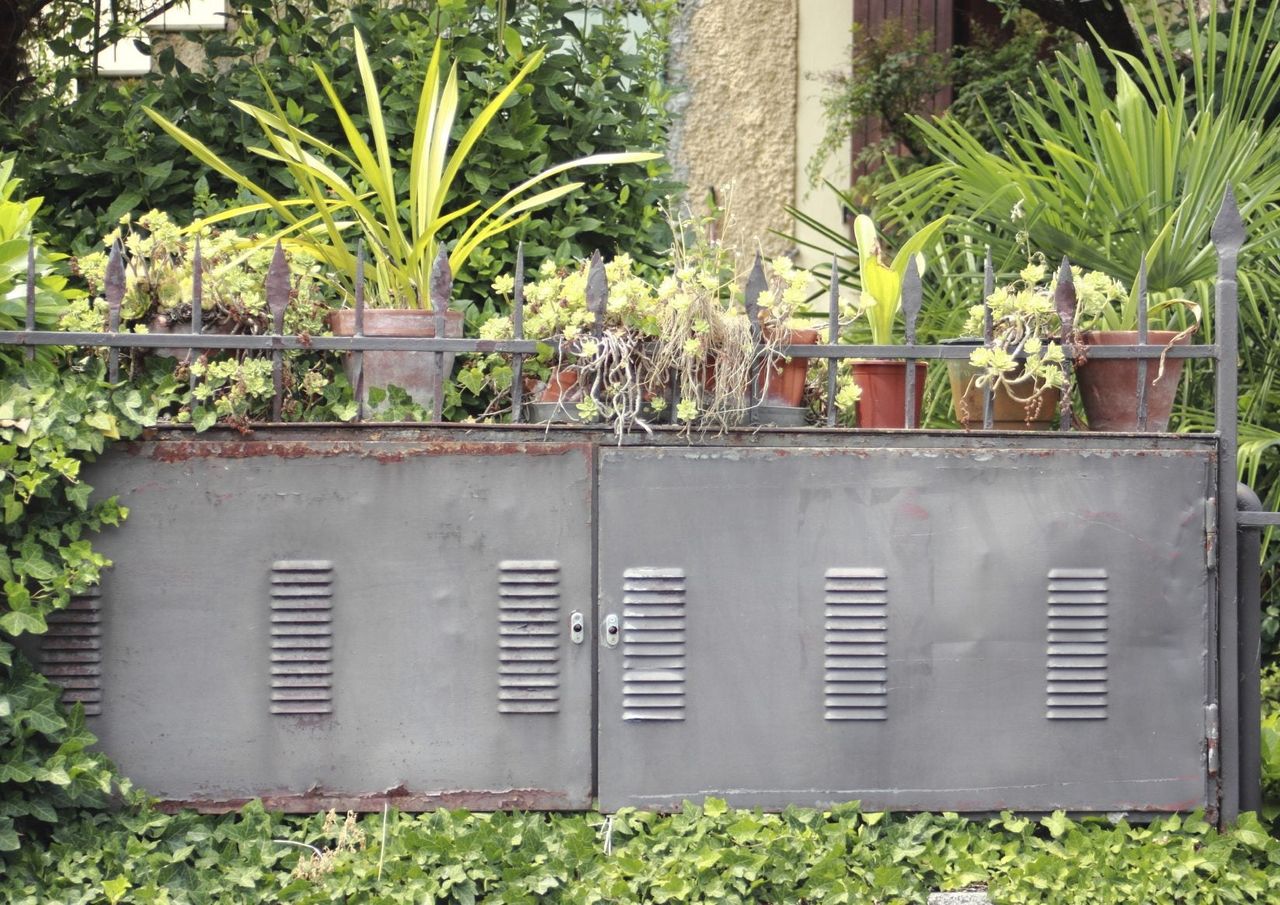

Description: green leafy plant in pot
[146,33,659,414]
[848,213,945,428]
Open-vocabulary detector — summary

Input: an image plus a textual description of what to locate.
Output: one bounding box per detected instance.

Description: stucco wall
[669,0,799,257]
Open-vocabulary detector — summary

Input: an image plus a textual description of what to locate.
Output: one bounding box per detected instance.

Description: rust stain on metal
[153,786,574,815]
[142,440,590,464]
[899,501,930,521]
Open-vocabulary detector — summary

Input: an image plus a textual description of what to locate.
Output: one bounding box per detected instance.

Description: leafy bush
[805,12,1065,209]
[0,359,186,853]
[3,801,1280,902]
[1,0,679,310]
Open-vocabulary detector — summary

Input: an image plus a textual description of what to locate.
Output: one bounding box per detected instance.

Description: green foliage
[0,158,77,369]
[0,359,180,853]
[2,0,679,311]
[806,13,1065,208]
[882,7,1280,299]
[850,213,945,345]
[3,801,1280,902]
[146,32,659,309]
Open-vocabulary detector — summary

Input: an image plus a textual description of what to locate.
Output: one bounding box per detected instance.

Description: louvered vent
[270,561,333,716]
[498,561,561,714]
[622,568,686,722]
[823,568,889,721]
[42,589,103,716]
[1046,568,1108,720]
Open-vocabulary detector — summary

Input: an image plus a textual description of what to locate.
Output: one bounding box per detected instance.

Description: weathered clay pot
[757,327,819,407]
[1077,330,1189,432]
[850,360,927,429]
[328,308,464,414]
[525,366,589,423]
[944,340,1059,430]
[538,366,582,403]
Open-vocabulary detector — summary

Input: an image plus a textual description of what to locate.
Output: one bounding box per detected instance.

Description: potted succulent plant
[950,259,1074,430]
[747,255,821,425]
[466,212,817,433]
[70,211,330,349]
[482,253,666,427]
[848,214,945,428]
[147,33,658,413]
[1071,263,1200,432]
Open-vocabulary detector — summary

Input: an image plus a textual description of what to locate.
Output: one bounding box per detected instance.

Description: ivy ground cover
[5,800,1280,904]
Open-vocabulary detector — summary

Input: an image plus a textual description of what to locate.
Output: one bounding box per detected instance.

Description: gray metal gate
[74,437,596,810]
[597,444,1215,812]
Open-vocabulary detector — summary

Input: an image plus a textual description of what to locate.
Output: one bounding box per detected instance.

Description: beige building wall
[794,0,853,269]
[671,0,851,264]
[669,0,800,257]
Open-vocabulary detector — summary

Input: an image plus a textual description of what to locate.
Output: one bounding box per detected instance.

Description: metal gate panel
[75,438,595,810]
[598,446,1214,813]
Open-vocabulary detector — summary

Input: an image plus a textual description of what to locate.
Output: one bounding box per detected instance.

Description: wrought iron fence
[0,190,1244,436]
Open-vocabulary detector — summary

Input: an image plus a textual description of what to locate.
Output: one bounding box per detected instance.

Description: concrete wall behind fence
[669,0,851,264]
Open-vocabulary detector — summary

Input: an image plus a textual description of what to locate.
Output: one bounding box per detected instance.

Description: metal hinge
[1205,703,1220,777]
[1205,497,1218,571]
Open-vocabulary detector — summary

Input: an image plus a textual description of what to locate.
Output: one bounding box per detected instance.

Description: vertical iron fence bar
[1136,258,1150,431]
[266,242,290,422]
[587,250,606,339]
[105,240,125,383]
[1212,186,1244,823]
[353,243,366,423]
[744,253,766,413]
[586,251,607,419]
[826,256,839,427]
[353,240,368,424]
[93,0,103,78]
[189,236,203,395]
[24,239,35,361]
[510,244,526,424]
[981,249,994,430]
[1237,484,1264,816]
[430,248,451,423]
[901,257,922,429]
[1052,257,1076,432]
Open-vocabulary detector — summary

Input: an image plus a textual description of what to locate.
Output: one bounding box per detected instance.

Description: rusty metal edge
[123,423,1218,455]
[152,787,580,815]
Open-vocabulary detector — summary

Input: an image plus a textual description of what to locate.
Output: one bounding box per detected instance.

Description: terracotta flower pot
[757,327,819,407]
[943,340,1060,430]
[1076,330,1190,432]
[525,365,596,423]
[850,360,927,429]
[328,308,464,413]
[538,365,582,403]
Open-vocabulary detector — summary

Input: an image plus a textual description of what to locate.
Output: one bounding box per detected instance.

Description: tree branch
[1014,0,1142,61]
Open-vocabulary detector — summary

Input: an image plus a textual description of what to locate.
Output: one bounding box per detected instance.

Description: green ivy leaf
[101,876,131,904]
[0,818,19,852]
[0,609,47,636]
[1042,810,1072,839]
